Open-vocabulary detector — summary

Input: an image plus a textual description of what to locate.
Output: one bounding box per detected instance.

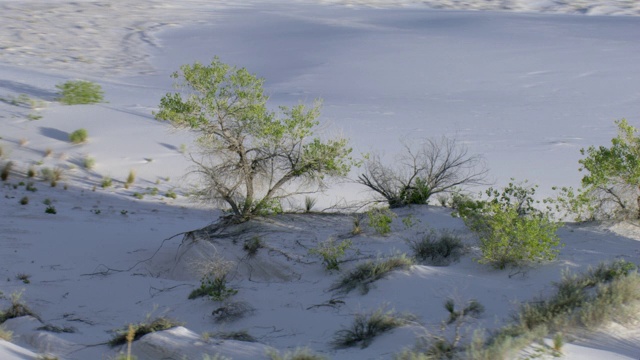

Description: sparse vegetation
[165,189,177,199]
[409,229,464,266]
[211,301,254,323]
[56,80,104,105]
[83,156,95,169]
[133,192,144,199]
[242,236,263,258]
[27,167,36,178]
[309,238,352,271]
[331,254,414,294]
[0,325,12,341]
[208,330,256,342]
[19,196,29,205]
[333,308,414,349]
[0,291,39,323]
[69,128,88,144]
[16,273,31,284]
[304,196,317,213]
[189,257,237,301]
[125,169,136,189]
[1,161,13,181]
[101,176,112,188]
[357,137,488,207]
[109,317,181,347]
[45,205,57,214]
[367,207,396,235]
[267,347,327,360]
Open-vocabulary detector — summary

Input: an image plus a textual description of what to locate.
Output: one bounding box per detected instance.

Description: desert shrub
[243,237,263,258]
[1,161,13,181]
[0,292,39,323]
[26,182,37,192]
[267,347,327,360]
[69,128,88,144]
[49,167,64,187]
[83,156,95,169]
[45,205,57,214]
[211,301,254,323]
[19,196,29,205]
[309,238,352,271]
[189,258,237,301]
[27,167,36,178]
[454,181,561,269]
[333,308,413,349]
[109,317,181,347]
[367,207,396,235]
[165,190,177,199]
[357,137,488,207]
[56,80,104,105]
[351,214,364,235]
[101,176,112,188]
[125,169,136,189]
[133,192,144,199]
[331,254,413,294]
[444,298,484,324]
[409,229,464,266]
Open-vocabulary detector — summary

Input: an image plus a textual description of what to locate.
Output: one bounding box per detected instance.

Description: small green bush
[19,196,29,205]
[45,205,57,214]
[69,128,88,144]
[83,156,95,169]
[409,229,464,266]
[165,190,177,199]
[454,181,562,269]
[331,254,413,294]
[109,317,181,347]
[333,308,413,349]
[242,237,263,258]
[309,238,352,271]
[367,207,396,235]
[56,80,104,105]
[125,170,136,189]
[101,176,112,188]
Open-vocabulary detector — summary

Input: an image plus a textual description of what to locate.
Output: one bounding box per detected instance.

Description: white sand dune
[1,1,640,359]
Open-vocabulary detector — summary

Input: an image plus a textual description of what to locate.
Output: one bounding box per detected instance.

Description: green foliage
[0,291,38,324]
[409,229,464,266]
[189,273,237,301]
[26,182,37,192]
[27,167,36,178]
[45,205,57,214]
[69,128,88,144]
[83,156,96,169]
[208,330,256,342]
[132,192,144,200]
[19,196,29,205]
[367,207,396,235]
[304,196,317,213]
[56,80,104,105]
[333,308,413,349]
[125,170,136,189]
[454,181,562,269]
[444,298,484,324]
[109,317,181,347]
[331,254,413,294]
[309,238,352,271]
[576,119,640,219]
[154,57,352,221]
[165,190,177,199]
[101,176,112,188]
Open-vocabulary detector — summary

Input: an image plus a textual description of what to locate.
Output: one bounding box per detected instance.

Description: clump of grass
[409,229,464,266]
[267,347,327,360]
[109,317,181,347]
[19,138,28,146]
[133,192,144,200]
[444,298,485,324]
[16,273,31,284]
[333,308,413,349]
[26,182,37,192]
[189,257,237,301]
[124,169,136,189]
[43,148,53,158]
[165,189,177,199]
[351,214,363,235]
[243,237,263,258]
[19,196,29,205]
[0,325,12,341]
[56,80,104,105]
[45,205,56,214]
[83,156,95,169]
[69,128,88,144]
[331,254,414,294]
[0,291,39,323]
[1,161,13,181]
[50,167,64,187]
[27,166,36,178]
[309,238,352,271]
[101,176,112,188]
[304,196,317,213]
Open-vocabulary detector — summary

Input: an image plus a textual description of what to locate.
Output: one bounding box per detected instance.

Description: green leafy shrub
[83,156,95,169]
[333,308,413,348]
[189,273,237,301]
[331,254,413,294]
[69,128,88,144]
[454,181,562,269]
[409,229,464,266]
[101,176,112,188]
[165,190,177,199]
[56,80,104,105]
[367,207,396,235]
[309,238,352,271]
[109,317,181,347]
[45,205,57,214]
